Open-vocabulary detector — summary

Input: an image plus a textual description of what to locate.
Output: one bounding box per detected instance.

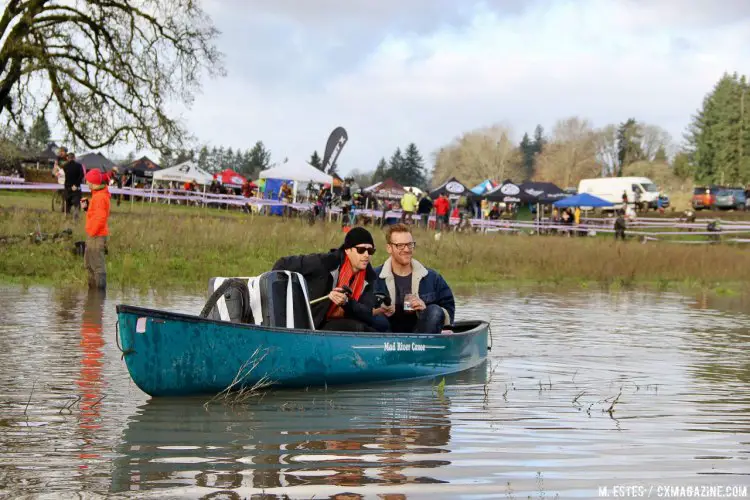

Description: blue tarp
[553,192,613,208]
[470,180,496,195]
[263,178,292,216]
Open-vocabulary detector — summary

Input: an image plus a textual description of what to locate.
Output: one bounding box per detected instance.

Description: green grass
[2,191,750,294]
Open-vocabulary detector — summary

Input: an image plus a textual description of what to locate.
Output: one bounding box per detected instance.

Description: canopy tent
[123,156,162,178]
[152,161,213,185]
[553,192,613,208]
[519,181,569,204]
[429,177,469,198]
[259,162,332,185]
[365,178,406,200]
[78,152,116,172]
[470,179,498,196]
[483,180,536,203]
[218,169,247,188]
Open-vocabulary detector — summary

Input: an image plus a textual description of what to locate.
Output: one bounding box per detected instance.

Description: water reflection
[77,290,107,461]
[110,367,485,495]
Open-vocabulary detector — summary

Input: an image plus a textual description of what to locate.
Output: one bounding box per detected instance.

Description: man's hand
[328,288,349,306]
[374,304,395,317]
[409,297,426,312]
[71,185,78,191]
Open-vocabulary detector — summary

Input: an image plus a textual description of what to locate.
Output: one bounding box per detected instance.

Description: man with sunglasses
[372,223,455,334]
[273,226,378,332]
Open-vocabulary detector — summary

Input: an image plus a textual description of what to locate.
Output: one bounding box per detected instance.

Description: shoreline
[2,193,750,296]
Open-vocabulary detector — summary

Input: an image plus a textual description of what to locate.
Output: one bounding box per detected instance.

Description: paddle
[309,285,353,305]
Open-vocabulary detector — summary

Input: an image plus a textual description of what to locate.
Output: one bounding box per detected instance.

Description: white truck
[577,176,668,210]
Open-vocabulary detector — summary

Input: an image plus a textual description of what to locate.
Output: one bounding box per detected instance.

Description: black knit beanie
[342,226,375,249]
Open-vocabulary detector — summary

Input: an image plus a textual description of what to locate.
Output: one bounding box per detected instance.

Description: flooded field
[0,286,748,499]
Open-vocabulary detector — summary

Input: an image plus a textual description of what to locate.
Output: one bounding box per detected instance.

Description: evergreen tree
[372,157,388,184]
[400,143,426,187]
[209,146,219,172]
[226,147,234,170]
[686,72,750,184]
[308,150,323,171]
[234,150,243,175]
[328,161,339,177]
[197,146,209,171]
[216,146,226,170]
[616,118,643,175]
[520,132,535,180]
[28,113,51,152]
[387,147,404,183]
[247,141,271,178]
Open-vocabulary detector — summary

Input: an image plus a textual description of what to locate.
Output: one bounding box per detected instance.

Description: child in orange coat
[81,169,111,289]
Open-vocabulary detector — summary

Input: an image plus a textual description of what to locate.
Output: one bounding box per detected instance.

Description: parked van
[577,177,668,210]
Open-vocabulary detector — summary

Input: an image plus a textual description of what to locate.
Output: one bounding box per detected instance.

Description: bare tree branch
[0,0,223,151]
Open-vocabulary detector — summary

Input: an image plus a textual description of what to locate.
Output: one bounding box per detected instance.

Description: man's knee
[416,304,445,334]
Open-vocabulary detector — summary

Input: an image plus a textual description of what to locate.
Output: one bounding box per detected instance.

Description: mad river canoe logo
[353,342,445,351]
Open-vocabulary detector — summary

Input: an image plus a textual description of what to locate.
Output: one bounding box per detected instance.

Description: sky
[110,0,750,175]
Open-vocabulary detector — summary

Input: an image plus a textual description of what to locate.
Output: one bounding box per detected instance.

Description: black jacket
[63,161,85,189]
[272,248,377,329]
[417,197,433,215]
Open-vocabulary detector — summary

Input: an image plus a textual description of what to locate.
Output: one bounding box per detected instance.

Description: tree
[685,72,750,185]
[616,118,644,175]
[432,124,521,187]
[533,116,601,188]
[671,151,692,180]
[595,124,619,176]
[400,143,426,187]
[197,146,209,171]
[28,113,51,152]
[247,141,271,178]
[348,168,375,188]
[308,150,322,171]
[387,147,404,181]
[533,124,546,155]
[519,132,535,180]
[372,157,388,184]
[654,146,668,162]
[159,148,174,168]
[0,0,223,152]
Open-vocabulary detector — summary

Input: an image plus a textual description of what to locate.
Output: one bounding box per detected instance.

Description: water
[0,286,748,499]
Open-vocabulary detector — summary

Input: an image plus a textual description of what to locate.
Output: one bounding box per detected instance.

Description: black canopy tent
[429,177,469,199]
[123,156,162,179]
[483,180,536,203]
[518,181,568,203]
[78,152,116,172]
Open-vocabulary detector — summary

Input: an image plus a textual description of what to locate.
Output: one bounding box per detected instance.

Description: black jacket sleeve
[343,285,376,326]
[272,253,325,275]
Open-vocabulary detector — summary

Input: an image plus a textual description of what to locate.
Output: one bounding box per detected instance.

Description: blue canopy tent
[553,192,613,208]
[470,179,497,196]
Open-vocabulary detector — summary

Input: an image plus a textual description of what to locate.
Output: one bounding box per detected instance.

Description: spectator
[81,169,111,289]
[434,193,450,231]
[417,194,433,228]
[62,152,85,218]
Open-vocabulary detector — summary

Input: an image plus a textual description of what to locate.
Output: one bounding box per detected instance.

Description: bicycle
[51,189,66,213]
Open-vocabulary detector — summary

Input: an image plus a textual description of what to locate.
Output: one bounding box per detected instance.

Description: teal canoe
[116,304,490,397]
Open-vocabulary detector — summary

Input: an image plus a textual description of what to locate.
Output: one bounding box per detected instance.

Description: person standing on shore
[82,169,111,290]
[62,152,85,218]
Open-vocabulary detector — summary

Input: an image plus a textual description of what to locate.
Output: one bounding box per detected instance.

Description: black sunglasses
[353,246,376,255]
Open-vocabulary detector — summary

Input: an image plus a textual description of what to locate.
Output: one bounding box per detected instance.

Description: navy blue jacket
[372,258,455,332]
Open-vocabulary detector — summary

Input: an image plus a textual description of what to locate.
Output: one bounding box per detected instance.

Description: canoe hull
[116,305,489,397]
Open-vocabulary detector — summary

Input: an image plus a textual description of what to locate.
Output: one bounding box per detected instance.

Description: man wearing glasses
[373,223,455,333]
[273,226,378,332]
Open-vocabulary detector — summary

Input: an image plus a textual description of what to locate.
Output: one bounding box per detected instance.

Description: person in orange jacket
[81,169,111,289]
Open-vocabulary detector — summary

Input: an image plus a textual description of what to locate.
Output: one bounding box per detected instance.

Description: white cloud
[123,0,750,176]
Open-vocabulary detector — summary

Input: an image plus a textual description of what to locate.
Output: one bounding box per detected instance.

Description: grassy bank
[2,192,750,294]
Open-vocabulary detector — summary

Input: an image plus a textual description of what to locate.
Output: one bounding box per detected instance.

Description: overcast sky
[123,0,750,174]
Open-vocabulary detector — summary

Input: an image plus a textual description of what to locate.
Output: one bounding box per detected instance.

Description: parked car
[714,188,746,210]
[692,186,717,210]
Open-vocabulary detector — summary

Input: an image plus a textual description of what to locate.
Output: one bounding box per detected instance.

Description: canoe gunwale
[116,304,489,339]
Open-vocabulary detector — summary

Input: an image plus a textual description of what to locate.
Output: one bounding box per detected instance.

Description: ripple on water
[0,286,748,498]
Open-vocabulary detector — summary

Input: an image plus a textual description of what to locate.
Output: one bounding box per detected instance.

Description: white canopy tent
[259,162,332,184]
[152,161,213,185]
[259,162,333,202]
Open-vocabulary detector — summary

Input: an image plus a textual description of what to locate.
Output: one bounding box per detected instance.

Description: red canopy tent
[364,178,407,200]
[218,169,247,188]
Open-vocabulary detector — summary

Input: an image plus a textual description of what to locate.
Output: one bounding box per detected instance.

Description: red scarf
[326,256,366,319]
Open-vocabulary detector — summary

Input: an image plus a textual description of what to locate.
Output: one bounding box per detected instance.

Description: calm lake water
[0,286,748,499]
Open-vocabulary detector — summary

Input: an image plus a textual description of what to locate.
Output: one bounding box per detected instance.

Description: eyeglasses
[353,246,376,255]
[388,242,416,251]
